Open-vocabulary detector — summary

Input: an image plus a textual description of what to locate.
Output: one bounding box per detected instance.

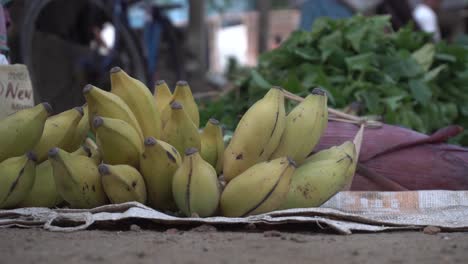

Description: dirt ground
[0,227,467,264]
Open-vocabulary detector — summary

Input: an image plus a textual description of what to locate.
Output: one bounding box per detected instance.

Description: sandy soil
[0,227,467,264]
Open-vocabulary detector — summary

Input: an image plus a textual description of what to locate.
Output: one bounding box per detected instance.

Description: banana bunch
[0,66,364,218]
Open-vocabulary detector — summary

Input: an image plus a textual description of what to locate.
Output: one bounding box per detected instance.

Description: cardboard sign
[0,64,35,119]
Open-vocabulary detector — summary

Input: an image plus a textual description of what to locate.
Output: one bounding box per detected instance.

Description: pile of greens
[199,15,468,145]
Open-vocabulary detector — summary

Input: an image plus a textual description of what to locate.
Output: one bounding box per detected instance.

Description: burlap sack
[0,64,34,119]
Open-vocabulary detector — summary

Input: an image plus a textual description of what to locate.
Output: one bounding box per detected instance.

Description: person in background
[412,0,442,41]
[0,1,9,64]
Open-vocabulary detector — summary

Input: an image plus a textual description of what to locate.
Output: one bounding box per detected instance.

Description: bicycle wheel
[17,0,148,113]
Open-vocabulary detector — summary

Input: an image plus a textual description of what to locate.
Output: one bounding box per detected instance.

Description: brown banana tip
[170,101,183,109]
[144,137,157,146]
[110,66,122,73]
[185,147,198,156]
[26,151,37,162]
[209,118,219,125]
[98,164,110,175]
[82,145,92,157]
[74,106,84,116]
[176,80,188,86]
[311,88,326,96]
[48,147,59,158]
[287,156,297,168]
[93,116,104,128]
[42,102,53,115]
[83,84,93,94]
[155,80,166,86]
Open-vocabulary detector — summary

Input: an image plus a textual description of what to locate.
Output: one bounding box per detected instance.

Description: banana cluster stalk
[99,164,147,204]
[220,157,296,217]
[200,118,224,175]
[0,152,37,209]
[49,147,108,209]
[281,141,356,209]
[172,148,220,217]
[140,137,181,210]
[0,103,52,162]
[223,87,286,181]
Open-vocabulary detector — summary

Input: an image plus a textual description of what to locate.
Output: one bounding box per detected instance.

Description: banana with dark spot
[172,148,220,217]
[200,118,224,175]
[0,152,37,209]
[223,87,286,181]
[220,156,295,217]
[99,164,147,204]
[140,137,181,210]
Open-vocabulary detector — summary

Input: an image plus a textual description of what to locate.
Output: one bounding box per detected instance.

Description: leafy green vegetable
[199,15,468,145]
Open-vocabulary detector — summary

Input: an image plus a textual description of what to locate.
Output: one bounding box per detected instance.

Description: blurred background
[1,0,468,143]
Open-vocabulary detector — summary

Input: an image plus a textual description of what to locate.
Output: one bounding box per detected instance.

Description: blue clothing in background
[299,0,353,30]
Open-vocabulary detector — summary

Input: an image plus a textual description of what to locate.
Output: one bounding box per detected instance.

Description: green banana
[270,89,328,165]
[0,103,52,162]
[280,144,355,209]
[223,87,286,181]
[110,67,162,139]
[93,116,142,168]
[153,80,172,114]
[0,152,37,209]
[161,101,201,154]
[161,81,199,128]
[69,104,90,150]
[48,147,108,209]
[140,137,181,210]
[172,148,220,217]
[33,107,83,162]
[200,118,224,175]
[99,164,147,204]
[220,157,295,217]
[83,84,143,142]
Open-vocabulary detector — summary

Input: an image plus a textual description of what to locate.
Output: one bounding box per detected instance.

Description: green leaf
[382,95,405,111]
[250,70,271,90]
[409,79,432,105]
[411,43,435,71]
[345,53,376,72]
[424,64,447,82]
[345,24,368,52]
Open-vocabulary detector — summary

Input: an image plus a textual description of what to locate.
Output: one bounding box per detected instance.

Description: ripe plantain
[32,107,83,162]
[270,89,328,165]
[69,104,90,150]
[110,67,162,139]
[49,147,108,209]
[280,143,355,209]
[161,81,199,128]
[140,137,181,210]
[153,80,172,113]
[223,87,286,181]
[161,101,201,154]
[99,164,147,204]
[0,103,52,162]
[0,152,37,209]
[200,118,224,175]
[83,84,143,142]
[220,157,296,217]
[93,116,142,168]
[172,148,220,217]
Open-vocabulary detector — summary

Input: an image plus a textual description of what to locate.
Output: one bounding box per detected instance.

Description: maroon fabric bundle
[315,121,468,191]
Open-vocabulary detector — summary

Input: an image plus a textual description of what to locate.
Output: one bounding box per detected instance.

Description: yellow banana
[223,87,286,181]
[69,104,90,150]
[0,152,37,209]
[270,89,328,165]
[93,116,142,168]
[220,157,295,217]
[140,137,181,210]
[172,148,220,217]
[200,118,224,175]
[99,164,147,204]
[48,147,108,209]
[110,67,162,139]
[280,144,355,209]
[83,84,143,142]
[153,80,172,114]
[161,101,201,154]
[83,138,102,165]
[161,81,199,128]
[0,103,52,162]
[33,107,83,162]
[71,144,92,157]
